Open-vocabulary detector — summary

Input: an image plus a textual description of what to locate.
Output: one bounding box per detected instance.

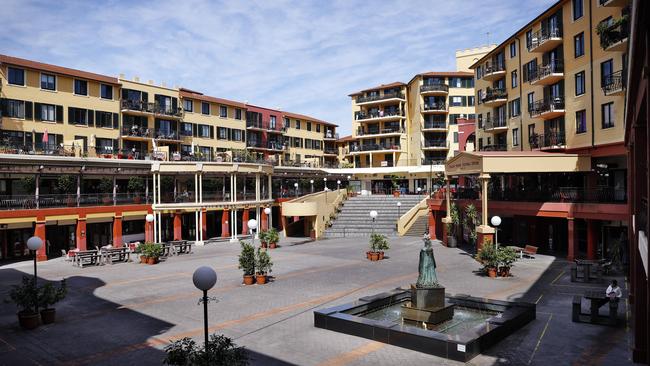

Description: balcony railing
[356,92,405,104]
[423,121,447,129]
[357,127,403,136]
[481,88,507,103]
[530,131,566,149]
[324,148,338,154]
[121,126,152,138]
[121,100,183,117]
[423,140,449,148]
[350,143,401,152]
[528,60,564,83]
[246,140,285,150]
[484,61,506,75]
[529,97,565,117]
[487,187,626,204]
[483,117,507,131]
[0,193,152,210]
[246,120,285,132]
[422,102,447,112]
[154,130,179,140]
[355,110,403,120]
[479,143,507,151]
[420,84,449,93]
[422,158,446,165]
[526,27,562,51]
[323,131,339,139]
[598,15,629,49]
[602,70,626,95]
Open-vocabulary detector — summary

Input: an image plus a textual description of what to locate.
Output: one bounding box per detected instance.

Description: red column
[586,219,597,260]
[144,215,153,243]
[113,216,123,247]
[241,209,249,235]
[173,213,182,240]
[201,210,207,239]
[567,217,576,261]
[428,210,436,240]
[261,210,269,231]
[221,210,230,238]
[477,232,493,252]
[278,205,284,230]
[34,219,47,261]
[76,217,87,251]
[442,221,448,247]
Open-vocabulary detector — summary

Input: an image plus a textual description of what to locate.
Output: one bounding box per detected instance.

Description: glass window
[70,108,88,125]
[527,92,535,112]
[232,129,242,141]
[218,127,228,139]
[201,102,210,115]
[601,59,613,87]
[100,84,113,99]
[509,98,521,117]
[316,123,321,132]
[8,67,25,86]
[97,111,113,128]
[574,33,584,58]
[235,108,242,120]
[510,42,517,58]
[184,99,193,112]
[575,71,585,96]
[511,70,518,88]
[525,30,533,50]
[295,120,301,129]
[41,73,56,90]
[528,124,536,143]
[198,124,210,137]
[74,79,88,96]
[453,132,458,143]
[181,122,193,136]
[601,102,614,128]
[576,110,587,133]
[513,128,519,146]
[572,0,583,20]
[219,105,227,117]
[307,122,312,131]
[468,96,475,106]
[40,104,56,122]
[6,99,25,118]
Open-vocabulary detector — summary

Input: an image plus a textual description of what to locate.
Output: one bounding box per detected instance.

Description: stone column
[76,217,87,251]
[173,213,182,240]
[34,218,47,261]
[113,215,123,247]
[201,209,207,241]
[567,217,576,261]
[261,209,269,231]
[475,174,494,250]
[587,219,598,260]
[242,209,249,235]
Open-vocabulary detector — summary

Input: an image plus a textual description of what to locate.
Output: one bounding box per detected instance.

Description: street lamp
[397,202,402,217]
[248,219,258,246]
[264,207,272,230]
[310,179,314,193]
[337,180,341,190]
[369,210,378,234]
[146,213,154,243]
[26,236,43,314]
[193,266,217,349]
[294,182,299,197]
[491,215,502,250]
[417,187,422,195]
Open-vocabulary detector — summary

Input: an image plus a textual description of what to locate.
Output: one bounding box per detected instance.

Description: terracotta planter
[40,308,56,324]
[370,252,380,261]
[140,255,148,264]
[487,267,498,278]
[255,274,267,284]
[393,191,400,197]
[260,242,268,248]
[366,251,371,259]
[243,275,255,285]
[499,267,511,277]
[17,311,39,330]
[269,242,277,249]
[378,251,385,260]
[147,257,158,265]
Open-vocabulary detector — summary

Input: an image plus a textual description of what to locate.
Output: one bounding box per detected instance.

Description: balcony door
[601,59,613,87]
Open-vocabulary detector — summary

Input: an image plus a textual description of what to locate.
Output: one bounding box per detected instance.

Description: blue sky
[2,0,554,135]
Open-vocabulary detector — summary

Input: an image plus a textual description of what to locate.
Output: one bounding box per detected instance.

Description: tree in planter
[497,247,518,277]
[446,203,460,247]
[56,175,76,206]
[98,178,114,204]
[254,248,273,284]
[164,333,248,366]
[476,240,498,278]
[265,228,279,249]
[463,204,479,246]
[6,276,40,329]
[37,279,67,324]
[127,176,145,203]
[390,175,400,196]
[238,241,256,285]
[258,230,268,248]
[21,176,36,194]
[368,233,388,261]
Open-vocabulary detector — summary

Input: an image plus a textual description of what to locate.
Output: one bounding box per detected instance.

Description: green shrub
[255,248,273,275]
[238,241,255,276]
[6,276,38,314]
[369,233,389,252]
[38,279,67,309]
[56,175,76,194]
[127,176,145,194]
[164,334,248,366]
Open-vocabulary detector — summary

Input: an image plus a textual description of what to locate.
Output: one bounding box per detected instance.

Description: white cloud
[1,0,555,134]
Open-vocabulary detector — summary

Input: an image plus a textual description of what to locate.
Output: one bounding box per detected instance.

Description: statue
[416,233,439,288]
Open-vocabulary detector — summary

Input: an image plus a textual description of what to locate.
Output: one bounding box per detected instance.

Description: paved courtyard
[0,236,633,366]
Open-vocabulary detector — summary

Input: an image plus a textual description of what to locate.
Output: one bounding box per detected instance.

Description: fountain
[314,234,536,362]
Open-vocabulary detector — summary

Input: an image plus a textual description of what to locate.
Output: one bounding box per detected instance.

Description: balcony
[120,100,183,119]
[154,130,180,141]
[0,193,151,210]
[529,97,565,119]
[486,186,626,204]
[422,121,447,131]
[324,148,338,155]
[246,120,285,133]
[530,131,566,150]
[420,83,449,95]
[422,140,449,150]
[355,110,404,122]
[422,158,446,165]
[246,140,285,151]
[527,27,562,53]
[599,0,627,7]
[482,117,508,132]
[349,143,402,153]
[529,60,564,86]
[481,88,508,107]
[479,143,508,151]
[421,102,447,114]
[121,126,152,139]
[482,62,506,82]
[598,16,629,52]
[323,131,339,140]
[355,92,405,106]
[357,126,403,137]
[602,70,626,96]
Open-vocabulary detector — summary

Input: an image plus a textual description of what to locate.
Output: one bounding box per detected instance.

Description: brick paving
[0,236,633,366]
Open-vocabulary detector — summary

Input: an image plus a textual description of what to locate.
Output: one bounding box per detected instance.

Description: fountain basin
[314,288,535,362]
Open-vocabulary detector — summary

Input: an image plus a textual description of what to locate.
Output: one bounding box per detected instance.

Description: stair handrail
[396,196,429,236]
[282,188,347,239]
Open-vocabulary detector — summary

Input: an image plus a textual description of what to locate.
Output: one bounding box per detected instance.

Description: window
[40,104,56,122]
[509,98,521,117]
[307,122,312,131]
[468,96,475,106]
[476,66,482,80]
[100,84,113,99]
[235,108,242,120]
[183,99,193,112]
[572,0,583,20]
[477,89,482,105]
[525,30,533,49]
[575,110,587,133]
[513,128,519,146]
[575,71,585,96]
[8,67,25,86]
[602,102,614,128]
[295,120,301,129]
[449,114,460,124]
[74,79,88,96]
[510,42,517,58]
[232,129,243,141]
[453,132,459,143]
[511,70,518,88]
[6,99,25,118]
[601,59,613,87]
[198,124,210,138]
[450,96,465,107]
[528,124,536,143]
[219,105,227,117]
[181,122,193,136]
[95,138,114,154]
[198,102,208,115]
[574,33,584,58]
[316,124,321,132]
[527,92,535,112]
[218,127,228,139]
[523,59,537,82]
[96,111,113,128]
[69,108,88,125]
[293,137,302,148]
[41,73,56,90]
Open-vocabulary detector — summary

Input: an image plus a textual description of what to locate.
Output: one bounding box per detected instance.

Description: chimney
[133,76,140,82]
[119,73,125,79]
[148,80,154,85]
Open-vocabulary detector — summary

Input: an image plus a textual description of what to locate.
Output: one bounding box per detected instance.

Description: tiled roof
[179,89,247,108]
[348,81,406,96]
[0,54,119,84]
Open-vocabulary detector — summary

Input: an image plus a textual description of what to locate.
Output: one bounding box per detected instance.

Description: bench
[173,241,193,255]
[523,245,538,258]
[101,247,130,264]
[572,295,582,322]
[572,290,619,326]
[74,250,100,268]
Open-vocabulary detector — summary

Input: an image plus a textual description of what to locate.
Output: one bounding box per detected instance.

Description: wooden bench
[173,241,193,255]
[101,247,130,264]
[523,245,538,258]
[74,250,100,268]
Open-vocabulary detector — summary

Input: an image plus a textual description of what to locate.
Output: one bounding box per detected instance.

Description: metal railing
[355,110,403,120]
[357,127,403,136]
[423,140,449,148]
[154,130,180,140]
[420,84,449,93]
[323,131,339,139]
[529,131,566,149]
[602,70,626,94]
[121,126,152,138]
[421,102,447,112]
[529,60,564,83]
[423,121,447,129]
[349,143,401,152]
[246,140,285,150]
[598,16,629,49]
[0,193,151,210]
[356,91,405,103]
[483,61,506,75]
[481,88,507,103]
[527,27,562,51]
[479,143,508,151]
[486,187,626,203]
[120,100,183,117]
[246,119,285,132]
[529,97,565,117]
[483,117,507,131]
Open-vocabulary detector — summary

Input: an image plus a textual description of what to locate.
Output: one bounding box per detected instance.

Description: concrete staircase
[324,195,423,237]
[403,214,428,237]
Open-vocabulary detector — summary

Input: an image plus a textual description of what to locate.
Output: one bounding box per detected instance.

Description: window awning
[445,151,592,176]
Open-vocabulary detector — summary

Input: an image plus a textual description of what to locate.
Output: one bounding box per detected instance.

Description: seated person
[606,280,623,302]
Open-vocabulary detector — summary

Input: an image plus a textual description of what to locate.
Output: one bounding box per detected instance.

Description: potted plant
[374,233,389,260]
[258,230,268,248]
[6,276,40,329]
[266,228,279,249]
[447,203,459,248]
[56,175,76,207]
[136,242,150,263]
[254,248,273,285]
[127,176,145,204]
[476,240,498,278]
[21,176,36,194]
[146,243,162,265]
[463,204,479,247]
[37,279,67,324]
[391,175,400,197]
[368,233,387,261]
[98,178,114,204]
[164,334,248,366]
[497,246,517,277]
[238,241,256,285]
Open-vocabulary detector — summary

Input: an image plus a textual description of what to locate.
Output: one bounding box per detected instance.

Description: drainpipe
[588,0,595,148]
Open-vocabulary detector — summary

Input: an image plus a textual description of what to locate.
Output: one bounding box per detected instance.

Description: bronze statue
[416,233,439,288]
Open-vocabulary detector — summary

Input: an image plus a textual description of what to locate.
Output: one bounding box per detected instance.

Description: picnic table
[100,247,130,264]
[74,250,101,267]
[169,240,193,255]
[572,290,619,326]
[159,242,174,257]
[571,259,604,283]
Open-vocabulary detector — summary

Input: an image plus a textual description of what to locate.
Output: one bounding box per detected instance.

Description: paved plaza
[0,236,633,366]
